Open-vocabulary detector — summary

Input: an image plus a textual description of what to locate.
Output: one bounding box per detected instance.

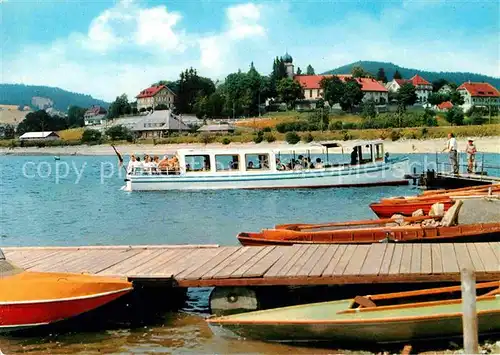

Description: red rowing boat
[369,199,455,218]
[0,249,133,333]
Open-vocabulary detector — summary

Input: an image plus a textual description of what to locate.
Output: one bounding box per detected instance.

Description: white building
[385,74,433,103]
[136,85,176,111]
[19,131,60,141]
[457,82,500,112]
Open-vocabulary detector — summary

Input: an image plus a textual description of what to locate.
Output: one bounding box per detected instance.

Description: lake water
[1,152,499,354]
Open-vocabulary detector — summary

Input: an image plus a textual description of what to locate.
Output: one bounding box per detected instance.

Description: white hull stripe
[0,322,49,330]
[0,287,133,306]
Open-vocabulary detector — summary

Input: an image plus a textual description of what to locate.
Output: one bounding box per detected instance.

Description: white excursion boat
[124,140,410,191]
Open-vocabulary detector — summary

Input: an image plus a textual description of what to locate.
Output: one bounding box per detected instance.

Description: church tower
[282,52,294,78]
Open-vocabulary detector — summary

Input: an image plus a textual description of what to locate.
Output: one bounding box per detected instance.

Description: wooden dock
[3,243,500,287]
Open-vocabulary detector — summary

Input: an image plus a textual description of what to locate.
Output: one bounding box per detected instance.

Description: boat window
[185,155,211,172]
[215,154,239,171]
[245,154,270,171]
[375,143,384,161]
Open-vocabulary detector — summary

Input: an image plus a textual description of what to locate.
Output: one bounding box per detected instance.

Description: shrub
[329,120,343,131]
[264,132,276,143]
[390,129,401,141]
[421,127,429,137]
[302,132,314,143]
[285,131,301,144]
[199,132,214,144]
[253,134,264,144]
[222,137,231,145]
[262,127,272,132]
[470,112,486,125]
[105,125,134,141]
[445,107,465,126]
[342,122,358,130]
[342,131,352,141]
[81,129,102,144]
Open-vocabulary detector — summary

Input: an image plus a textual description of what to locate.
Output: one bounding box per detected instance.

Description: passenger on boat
[247,161,254,169]
[134,157,143,172]
[127,155,136,174]
[143,156,155,174]
[276,158,286,170]
[315,158,323,169]
[157,155,169,173]
[350,148,358,165]
[466,138,477,173]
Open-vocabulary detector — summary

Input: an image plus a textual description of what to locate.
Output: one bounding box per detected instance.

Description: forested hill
[0,84,109,112]
[323,61,500,88]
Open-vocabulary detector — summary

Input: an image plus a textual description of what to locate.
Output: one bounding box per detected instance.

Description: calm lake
[1,152,499,354]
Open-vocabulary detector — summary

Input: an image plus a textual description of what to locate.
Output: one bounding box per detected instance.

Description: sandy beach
[1,136,499,156]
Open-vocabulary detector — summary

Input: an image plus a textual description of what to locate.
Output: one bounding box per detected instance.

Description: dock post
[461,268,479,354]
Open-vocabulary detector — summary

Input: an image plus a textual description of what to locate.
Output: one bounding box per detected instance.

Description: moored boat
[207,282,500,344]
[124,140,409,191]
[0,249,133,333]
[237,199,500,246]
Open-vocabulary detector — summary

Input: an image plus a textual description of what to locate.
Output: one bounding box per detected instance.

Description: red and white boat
[0,249,133,333]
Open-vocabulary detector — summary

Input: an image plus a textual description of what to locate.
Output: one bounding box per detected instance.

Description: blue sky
[2,0,499,101]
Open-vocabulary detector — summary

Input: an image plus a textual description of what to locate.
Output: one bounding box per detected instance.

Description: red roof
[85,105,106,115]
[294,75,388,92]
[136,85,173,99]
[437,101,453,110]
[457,82,500,97]
[394,79,407,86]
[409,74,431,86]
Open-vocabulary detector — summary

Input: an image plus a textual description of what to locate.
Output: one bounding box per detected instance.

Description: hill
[323,61,500,88]
[0,84,109,112]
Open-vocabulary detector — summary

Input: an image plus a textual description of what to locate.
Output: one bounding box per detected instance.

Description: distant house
[197,124,236,134]
[385,75,433,103]
[436,101,453,111]
[136,85,176,111]
[130,110,190,138]
[19,131,60,141]
[438,85,453,95]
[84,105,107,126]
[457,81,500,112]
[294,75,389,106]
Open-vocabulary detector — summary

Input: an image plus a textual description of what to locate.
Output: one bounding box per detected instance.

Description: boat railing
[128,167,181,176]
[435,152,500,178]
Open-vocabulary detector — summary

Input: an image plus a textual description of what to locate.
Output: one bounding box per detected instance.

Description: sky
[1,0,499,101]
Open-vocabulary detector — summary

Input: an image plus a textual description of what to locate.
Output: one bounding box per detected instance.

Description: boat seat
[351,295,377,309]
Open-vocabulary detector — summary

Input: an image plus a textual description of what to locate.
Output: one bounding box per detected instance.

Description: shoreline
[1,136,499,156]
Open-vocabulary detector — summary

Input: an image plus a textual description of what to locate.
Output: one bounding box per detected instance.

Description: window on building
[245,154,270,171]
[185,155,211,172]
[215,155,239,171]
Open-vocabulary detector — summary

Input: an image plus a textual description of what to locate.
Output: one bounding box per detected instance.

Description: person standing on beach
[465,138,477,173]
[443,133,459,174]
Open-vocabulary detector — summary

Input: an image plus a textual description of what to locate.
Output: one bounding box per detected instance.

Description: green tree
[306,64,315,75]
[307,109,329,131]
[276,78,304,109]
[393,70,403,80]
[207,92,224,118]
[339,78,364,112]
[0,124,15,139]
[17,110,67,135]
[107,94,131,119]
[67,106,87,127]
[432,78,449,92]
[105,125,134,141]
[351,65,368,78]
[450,90,465,106]
[320,76,344,106]
[176,68,216,114]
[285,131,301,144]
[427,92,448,106]
[376,68,388,83]
[81,129,102,143]
[296,67,302,75]
[361,99,377,119]
[193,95,209,119]
[445,106,465,126]
[396,83,417,111]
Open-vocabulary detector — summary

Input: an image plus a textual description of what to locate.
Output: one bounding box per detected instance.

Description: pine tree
[306,64,315,75]
[393,70,403,80]
[376,68,388,83]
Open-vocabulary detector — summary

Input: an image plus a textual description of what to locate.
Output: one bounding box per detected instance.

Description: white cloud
[226,3,265,40]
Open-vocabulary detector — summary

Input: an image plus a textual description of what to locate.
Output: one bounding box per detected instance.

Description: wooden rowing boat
[238,199,500,246]
[0,249,133,333]
[207,282,500,344]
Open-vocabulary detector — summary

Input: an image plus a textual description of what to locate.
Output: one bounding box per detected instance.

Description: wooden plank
[489,242,500,262]
[98,249,166,275]
[466,243,486,272]
[378,243,395,275]
[474,243,499,271]
[431,244,443,274]
[182,247,241,280]
[360,244,387,276]
[421,244,432,274]
[308,245,339,277]
[264,246,303,278]
[322,245,347,276]
[133,249,187,275]
[388,244,404,275]
[440,244,459,274]
[296,245,329,277]
[399,244,413,275]
[9,250,52,268]
[212,247,266,279]
[28,250,83,272]
[243,247,286,278]
[43,250,112,273]
[231,246,276,278]
[274,245,310,278]
[201,247,250,280]
[175,247,226,279]
[454,243,474,271]
[410,244,422,274]
[332,245,358,276]
[90,249,144,274]
[287,245,320,277]
[151,248,210,277]
[17,250,62,268]
[343,245,370,276]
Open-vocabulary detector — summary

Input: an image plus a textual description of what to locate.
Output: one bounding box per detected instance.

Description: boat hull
[370,200,455,218]
[126,159,409,191]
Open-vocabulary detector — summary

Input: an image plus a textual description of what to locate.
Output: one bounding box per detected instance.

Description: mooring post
[461,268,479,354]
